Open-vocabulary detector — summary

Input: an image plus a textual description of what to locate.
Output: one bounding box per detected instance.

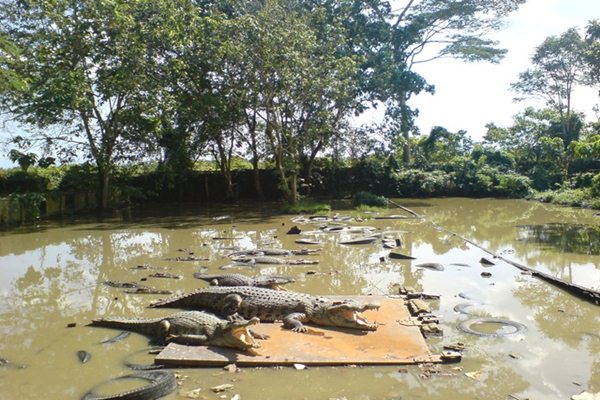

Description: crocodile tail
[148,296,185,308]
[149,292,202,309]
[90,317,161,335]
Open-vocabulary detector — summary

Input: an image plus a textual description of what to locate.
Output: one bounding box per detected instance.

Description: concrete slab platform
[155,296,440,367]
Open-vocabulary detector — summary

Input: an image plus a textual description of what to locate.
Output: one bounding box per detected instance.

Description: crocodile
[194,273,295,289]
[149,286,379,332]
[89,310,259,350]
[82,370,176,400]
[228,248,320,257]
[230,256,318,265]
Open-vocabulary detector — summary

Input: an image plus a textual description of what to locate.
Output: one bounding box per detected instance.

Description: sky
[406,0,600,141]
[0,0,599,168]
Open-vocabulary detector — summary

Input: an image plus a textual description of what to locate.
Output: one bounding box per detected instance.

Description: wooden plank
[155,296,440,367]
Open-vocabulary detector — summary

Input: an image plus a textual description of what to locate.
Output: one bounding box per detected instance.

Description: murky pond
[0,198,598,399]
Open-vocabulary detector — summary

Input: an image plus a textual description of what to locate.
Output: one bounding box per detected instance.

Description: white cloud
[408,0,600,140]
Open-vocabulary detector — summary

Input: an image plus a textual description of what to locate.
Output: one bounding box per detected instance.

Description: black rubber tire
[81,370,176,400]
[457,317,527,337]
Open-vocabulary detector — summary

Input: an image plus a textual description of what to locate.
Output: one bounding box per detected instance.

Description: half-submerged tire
[457,317,527,337]
[81,370,176,400]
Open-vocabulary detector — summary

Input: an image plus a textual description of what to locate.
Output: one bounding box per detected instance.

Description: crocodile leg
[249,330,270,340]
[283,312,309,333]
[159,320,170,339]
[221,294,243,316]
[166,334,209,346]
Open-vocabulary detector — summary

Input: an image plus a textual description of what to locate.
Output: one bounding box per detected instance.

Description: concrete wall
[0,191,97,225]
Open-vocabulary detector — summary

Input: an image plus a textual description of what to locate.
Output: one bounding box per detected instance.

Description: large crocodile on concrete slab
[193,273,295,289]
[149,286,379,332]
[89,310,259,350]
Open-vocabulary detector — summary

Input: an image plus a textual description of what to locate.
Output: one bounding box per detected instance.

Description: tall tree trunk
[252,157,265,201]
[290,173,298,205]
[400,93,411,166]
[97,166,110,210]
[224,172,234,200]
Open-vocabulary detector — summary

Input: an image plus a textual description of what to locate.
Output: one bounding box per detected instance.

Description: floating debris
[77,350,91,364]
[340,236,377,245]
[210,383,234,393]
[180,388,202,398]
[415,262,444,271]
[295,238,322,245]
[373,215,410,220]
[479,257,495,266]
[223,364,239,373]
[148,272,183,280]
[104,281,139,288]
[388,252,415,260]
[287,226,302,234]
[131,264,151,270]
[165,256,208,262]
[124,286,173,295]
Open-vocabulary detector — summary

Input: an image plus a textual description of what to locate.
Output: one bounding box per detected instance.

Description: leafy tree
[0,35,26,91]
[417,126,472,165]
[584,19,600,91]
[0,0,179,209]
[483,107,583,189]
[230,0,360,204]
[511,28,588,141]
[8,149,37,171]
[366,0,526,165]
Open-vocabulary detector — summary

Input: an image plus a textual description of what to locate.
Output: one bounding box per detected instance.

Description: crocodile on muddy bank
[149,286,379,332]
[89,310,259,350]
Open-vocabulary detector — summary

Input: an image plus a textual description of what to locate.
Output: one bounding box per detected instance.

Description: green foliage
[353,191,387,207]
[585,20,600,88]
[58,164,98,192]
[392,169,453,196]
[591,173,600,197]
[511,28,588,146]
[282,201,331,214]
[416,126,473,166]
[530,188,590,207]
[8,150,38,171]
[9,192,46,222]
[496,174,532,197]
[349,157,393,195]
[0,169,50,194]
[471,145,516,172]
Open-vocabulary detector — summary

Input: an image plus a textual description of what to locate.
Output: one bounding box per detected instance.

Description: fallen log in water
[388,201,600,306]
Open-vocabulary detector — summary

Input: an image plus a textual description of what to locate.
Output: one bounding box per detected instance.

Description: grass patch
[282,201,331,214]
[353,191,387,207]
[351,204,388,219]
[529,188,600,209]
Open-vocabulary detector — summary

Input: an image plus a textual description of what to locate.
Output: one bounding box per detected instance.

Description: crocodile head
[312,299,379,330]
[212,317,260,351]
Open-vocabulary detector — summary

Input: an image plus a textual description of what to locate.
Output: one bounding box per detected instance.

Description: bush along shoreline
[1,156,599,226]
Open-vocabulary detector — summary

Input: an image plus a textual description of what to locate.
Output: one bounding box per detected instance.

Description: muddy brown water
[0,198,598,399]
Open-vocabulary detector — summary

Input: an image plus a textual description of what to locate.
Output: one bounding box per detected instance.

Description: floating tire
[81,370,176,400]
[457,318,527,337]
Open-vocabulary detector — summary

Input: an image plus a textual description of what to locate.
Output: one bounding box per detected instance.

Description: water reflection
[0,199,598,399]
[517,223,600,255]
